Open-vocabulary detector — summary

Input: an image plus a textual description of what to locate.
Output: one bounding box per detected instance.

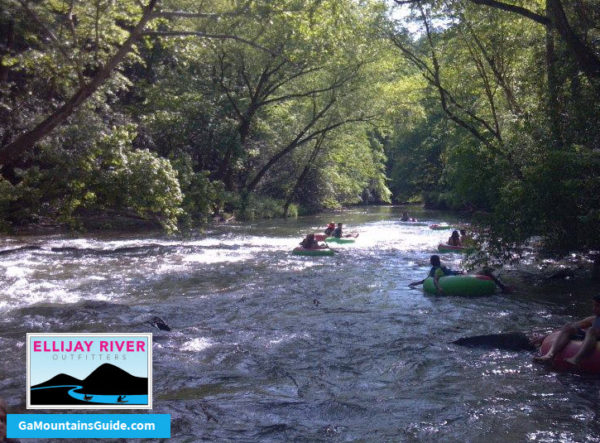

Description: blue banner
[7,414,170,439]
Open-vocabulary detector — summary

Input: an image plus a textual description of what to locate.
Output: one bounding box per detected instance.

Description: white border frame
[26,333,153,410]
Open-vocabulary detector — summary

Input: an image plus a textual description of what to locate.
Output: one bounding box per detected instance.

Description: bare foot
[564,356,580,366]
[533,353,554,364]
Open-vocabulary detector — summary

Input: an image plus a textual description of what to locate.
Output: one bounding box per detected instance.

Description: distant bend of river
[2,206,600,441]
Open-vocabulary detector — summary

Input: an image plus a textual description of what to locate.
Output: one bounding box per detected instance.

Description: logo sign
[27,333,152,409]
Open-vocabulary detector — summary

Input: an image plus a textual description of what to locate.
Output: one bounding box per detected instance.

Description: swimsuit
[428,266,459,278]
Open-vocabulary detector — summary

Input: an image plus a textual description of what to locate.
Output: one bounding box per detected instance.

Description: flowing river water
[1,206,600,441]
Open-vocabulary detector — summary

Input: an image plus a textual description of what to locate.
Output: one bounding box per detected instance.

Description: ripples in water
[2,207,600,441]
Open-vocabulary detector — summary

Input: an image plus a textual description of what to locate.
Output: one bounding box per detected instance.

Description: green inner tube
[429,224,453,230]
[325,237,355,244]
[437,244,475,254]
[292,247,335,256]
[423,275,496,296]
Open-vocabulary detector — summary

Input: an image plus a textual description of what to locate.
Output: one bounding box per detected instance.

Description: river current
[1,206,600,441]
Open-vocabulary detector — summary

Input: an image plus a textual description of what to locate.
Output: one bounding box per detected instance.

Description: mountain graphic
[32,363,147,395]
[32,373,82,388]
[81,363,147,394]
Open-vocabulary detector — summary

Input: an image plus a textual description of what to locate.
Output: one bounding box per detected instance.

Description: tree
[389,0,600,259]
[0,0,261,169]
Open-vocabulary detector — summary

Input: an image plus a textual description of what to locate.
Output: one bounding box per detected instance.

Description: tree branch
[467,0,549,26]
[261,74,355,107]
[468,0,600,78]
[245,97,338,192]
[397,0,600,78]
[392,6,522,178]
[142,31,279,56]
[418,5,501,141]
[216,53,243,121]
[154,10,247,20]
[462,14,523,115]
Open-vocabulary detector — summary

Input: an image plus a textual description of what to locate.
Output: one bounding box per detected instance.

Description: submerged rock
[147,316,171,331]
[452,332,536,351]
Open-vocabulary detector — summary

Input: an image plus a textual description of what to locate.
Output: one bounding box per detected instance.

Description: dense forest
[0,0,598,260]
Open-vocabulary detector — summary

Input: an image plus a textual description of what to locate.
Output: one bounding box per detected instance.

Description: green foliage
[489,148,600,252]
[387,0,600,258]
[324,130,391,205]
[76,127,184,232]
[3,0,596,254]
[170,153,227,226]
[387,108,447,203]
[238,195,297,221]
[2,0,397,230]
[0,124,184,232]
[104,148,183,232]
[0,177,18,231]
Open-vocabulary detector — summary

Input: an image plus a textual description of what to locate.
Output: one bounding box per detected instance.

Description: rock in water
[148,316,171,331]
[452,332,536,351]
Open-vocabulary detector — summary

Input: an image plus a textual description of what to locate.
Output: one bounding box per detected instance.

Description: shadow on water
[2,206,600,440]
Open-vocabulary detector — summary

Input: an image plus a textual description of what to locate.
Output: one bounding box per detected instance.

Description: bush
[486,147,600,255]
[0,125,185,233]
[170,152,227,226]
[238,194,294,220]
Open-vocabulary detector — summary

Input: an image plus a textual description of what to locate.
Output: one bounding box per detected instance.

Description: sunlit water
[2,206,600,441]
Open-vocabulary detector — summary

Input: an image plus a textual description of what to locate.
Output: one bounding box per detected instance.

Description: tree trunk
[283,135,326,217]
[546,0,600,80]
[545,5,562,148]
[0,20,14,83]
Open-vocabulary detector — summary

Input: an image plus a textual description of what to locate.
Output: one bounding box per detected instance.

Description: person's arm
[433,268,445,293]
[410,268,433,287]
[573,316,595,330]
[434,274,444,293]
[408,279,425,287]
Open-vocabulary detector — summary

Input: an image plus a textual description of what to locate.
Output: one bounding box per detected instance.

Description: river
[1,206,600,441]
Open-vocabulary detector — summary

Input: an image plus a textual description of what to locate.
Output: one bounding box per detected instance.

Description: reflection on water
[2,206,600,441]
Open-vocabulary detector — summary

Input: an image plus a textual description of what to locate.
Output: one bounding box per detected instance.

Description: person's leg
[565,328,598,366]
[481,268,511,293]
[533,324,576,363]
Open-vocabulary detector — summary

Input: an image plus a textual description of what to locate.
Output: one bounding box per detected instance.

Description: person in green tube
[409,255,462,294]
[300,233,327,250]
[332,223,343,238]
[447,230,462,247]
[324,222,335,236]
[409,255,510,294]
